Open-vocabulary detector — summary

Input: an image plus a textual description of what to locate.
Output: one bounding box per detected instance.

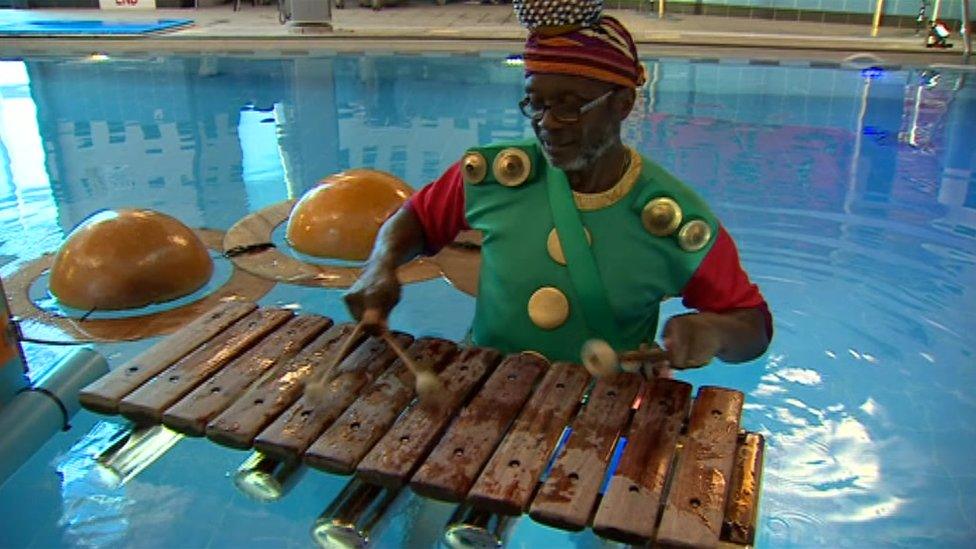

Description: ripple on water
[763,510,826,547]
[0,190,64,274]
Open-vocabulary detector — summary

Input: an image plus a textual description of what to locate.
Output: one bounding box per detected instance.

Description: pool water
[0,53,973,548]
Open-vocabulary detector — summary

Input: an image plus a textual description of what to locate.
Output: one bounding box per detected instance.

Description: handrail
[871,0,885,37]
[962,0,973,59]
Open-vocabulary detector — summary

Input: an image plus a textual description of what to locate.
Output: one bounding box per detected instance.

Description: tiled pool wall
[663,0,967,27]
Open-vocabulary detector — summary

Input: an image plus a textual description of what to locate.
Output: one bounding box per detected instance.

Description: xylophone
[78,301,764,548]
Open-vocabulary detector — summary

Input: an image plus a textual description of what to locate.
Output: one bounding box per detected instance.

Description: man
[914,0,928,35]
[926,20,953,48]
[345,15,771,373]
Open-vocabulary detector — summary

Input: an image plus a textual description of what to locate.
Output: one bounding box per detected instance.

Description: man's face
[524,73,623,171]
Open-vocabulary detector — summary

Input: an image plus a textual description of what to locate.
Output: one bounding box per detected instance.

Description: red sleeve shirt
[682,226,773,339]
[404,161,469,254]
[406,163,771,338]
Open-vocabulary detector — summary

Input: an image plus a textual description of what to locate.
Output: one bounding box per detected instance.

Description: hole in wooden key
[400,435,410,443]
[508,459,520,468]
[300,409,311,417]
[568,472,579,481]
[127,367,138,373]
[350,422,361,431]
[454,448,464,457]
[555,383,565,389]
[629,485,640,493]
[168,375,179,382]
[210,387,221,394]
[507,374,517,381]
[711,409,722,417]
[690,498,701,508]
[459,365,468,372]
[607,390,617,398]
[254,398,265,405]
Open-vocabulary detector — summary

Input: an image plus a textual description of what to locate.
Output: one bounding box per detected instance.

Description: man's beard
[543,127,616,172]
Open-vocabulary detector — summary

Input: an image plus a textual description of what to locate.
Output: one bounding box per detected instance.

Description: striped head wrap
[522,15,646,89]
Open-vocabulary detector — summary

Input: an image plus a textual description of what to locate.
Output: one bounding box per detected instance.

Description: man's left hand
[661,312,724,370]
[660,307,770,370]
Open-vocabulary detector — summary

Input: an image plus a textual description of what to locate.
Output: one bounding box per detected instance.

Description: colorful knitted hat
[516,0,646,89]
[515,0,604,31]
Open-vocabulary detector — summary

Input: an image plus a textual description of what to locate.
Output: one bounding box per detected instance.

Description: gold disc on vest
[492,148,531,187]
[527,286,570,330]
[677,219,712,252]
[461,152,487,185]
[546,227,592,266]
[641,197,683,237]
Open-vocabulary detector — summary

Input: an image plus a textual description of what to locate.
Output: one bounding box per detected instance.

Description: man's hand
[342,206,427,330]
[343,264,400,330]
[661,308,770,370]
[661,312,723,370]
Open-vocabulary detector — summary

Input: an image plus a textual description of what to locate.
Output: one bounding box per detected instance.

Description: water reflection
[750,354,913,546]
[55,421,135,548]
[9,56,975,244]
[6,55,530,243]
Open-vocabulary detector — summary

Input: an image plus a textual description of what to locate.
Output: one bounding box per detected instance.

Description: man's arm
[344,162,469,323]
[343,206,427,323]
[666,226,772,369]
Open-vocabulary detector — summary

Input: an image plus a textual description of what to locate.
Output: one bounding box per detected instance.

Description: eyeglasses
[518,88,617,124]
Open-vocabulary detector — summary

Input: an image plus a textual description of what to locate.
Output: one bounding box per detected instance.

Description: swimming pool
[0,52,974,548]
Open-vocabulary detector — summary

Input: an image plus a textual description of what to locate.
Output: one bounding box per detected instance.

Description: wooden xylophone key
[410,352,549,502]
[721,432,765,546]
[465,361,590,515]
[79,301,257,415]
[355,347,502,489]
[74,301,766,548]
[528,373,643,531]
[304,337,460,474]
[591,378,692,544]
[118,308,293,425]
[205,323,358,450]
[304,315,373,400]
[656,386,744,548]
[162,315,332,436]
[253,332,413,462]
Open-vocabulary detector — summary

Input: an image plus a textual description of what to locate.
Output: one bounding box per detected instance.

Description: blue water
[0,19,193,35]
[0,52,974,548]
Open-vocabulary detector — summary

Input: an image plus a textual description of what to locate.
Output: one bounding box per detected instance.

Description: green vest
[463,138,719,363]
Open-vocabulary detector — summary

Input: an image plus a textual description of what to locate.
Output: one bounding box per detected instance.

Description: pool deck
[1,2,970,64]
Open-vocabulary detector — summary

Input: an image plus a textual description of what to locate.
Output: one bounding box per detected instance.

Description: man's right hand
[341,203,429,332]
[343,264,401,330]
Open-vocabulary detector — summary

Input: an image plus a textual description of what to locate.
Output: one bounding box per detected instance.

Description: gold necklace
[573,148,642,211]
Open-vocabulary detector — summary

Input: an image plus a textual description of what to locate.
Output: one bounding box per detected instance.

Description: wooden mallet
[303,309,382,404]
[303,309,447,408]
[581,339,668,379]
[378,331,448,409]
